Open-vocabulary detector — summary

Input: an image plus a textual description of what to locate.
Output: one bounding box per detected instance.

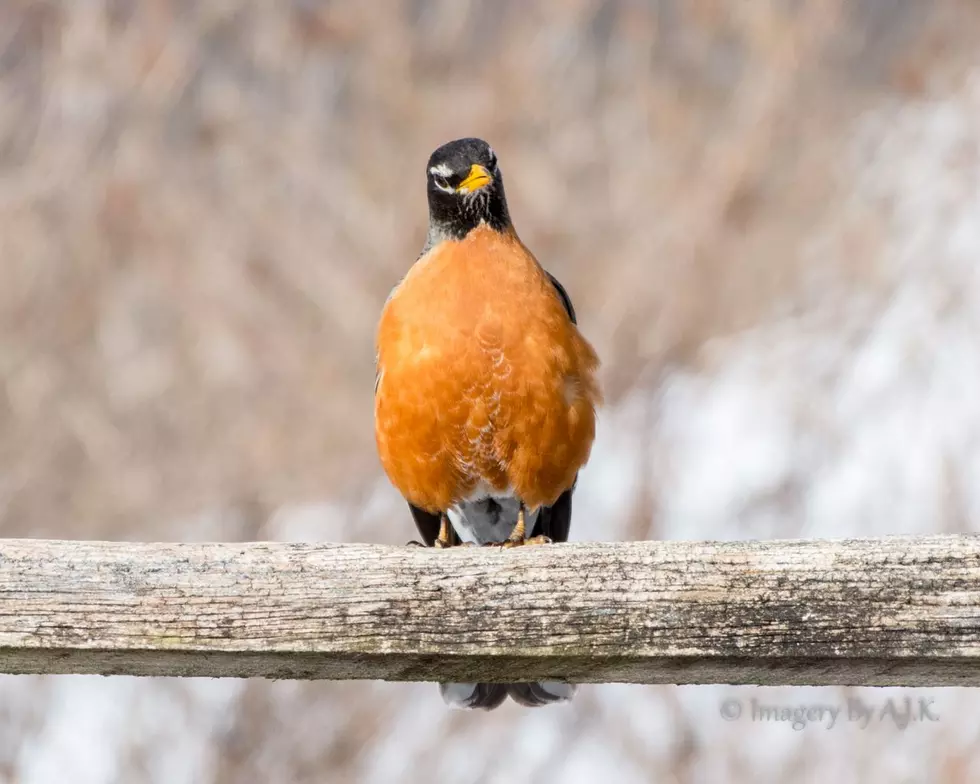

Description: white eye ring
[432,174,452,192]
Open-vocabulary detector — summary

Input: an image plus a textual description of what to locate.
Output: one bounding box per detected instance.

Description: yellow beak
[456,164,492,193]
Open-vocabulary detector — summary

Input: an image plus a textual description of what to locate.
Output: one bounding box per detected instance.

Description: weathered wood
[0,536,978,685]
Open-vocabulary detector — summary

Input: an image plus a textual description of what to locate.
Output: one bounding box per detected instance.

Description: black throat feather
[425,182,511,249]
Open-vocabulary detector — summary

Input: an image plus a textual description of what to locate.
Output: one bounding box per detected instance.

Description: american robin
[374,137,601,709]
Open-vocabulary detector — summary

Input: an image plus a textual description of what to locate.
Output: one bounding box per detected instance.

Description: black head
[424,137,510,242]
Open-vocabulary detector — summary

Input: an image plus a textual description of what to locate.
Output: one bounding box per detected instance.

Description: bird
[374,137,601,710]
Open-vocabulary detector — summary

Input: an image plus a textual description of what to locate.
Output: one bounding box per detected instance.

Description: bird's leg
[501,505,526,547]
[502,503,552,548]
[433,514,453,549]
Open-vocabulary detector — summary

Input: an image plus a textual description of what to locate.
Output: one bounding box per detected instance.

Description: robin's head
[425,138,510,241]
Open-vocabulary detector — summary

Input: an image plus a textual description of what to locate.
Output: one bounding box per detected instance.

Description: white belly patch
[447,486,540,545]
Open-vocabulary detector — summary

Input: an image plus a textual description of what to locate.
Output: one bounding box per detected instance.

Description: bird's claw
[501,535,553,548]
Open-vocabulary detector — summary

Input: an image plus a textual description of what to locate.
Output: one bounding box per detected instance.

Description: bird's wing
[408,504,442,546]
[531,483,574,542]
[546,270,577,324]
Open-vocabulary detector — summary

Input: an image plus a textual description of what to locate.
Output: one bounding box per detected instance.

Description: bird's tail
[439,681,576,710]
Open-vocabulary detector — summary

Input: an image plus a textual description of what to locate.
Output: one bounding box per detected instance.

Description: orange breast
[374,225,601,513]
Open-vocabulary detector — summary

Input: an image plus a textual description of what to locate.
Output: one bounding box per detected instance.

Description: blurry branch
[611,0,845,389]
[0,536,977,685]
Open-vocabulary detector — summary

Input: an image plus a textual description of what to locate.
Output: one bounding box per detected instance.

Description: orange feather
[375,224,600,512]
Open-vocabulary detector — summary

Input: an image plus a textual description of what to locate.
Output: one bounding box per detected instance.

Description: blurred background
[1,0,980,781]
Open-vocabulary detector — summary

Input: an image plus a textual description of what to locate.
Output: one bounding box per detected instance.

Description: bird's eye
[488,152,497,170]
[432,174,451,191]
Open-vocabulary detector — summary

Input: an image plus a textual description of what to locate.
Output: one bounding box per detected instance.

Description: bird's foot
[501,534,552,549]
[497,503,553,548]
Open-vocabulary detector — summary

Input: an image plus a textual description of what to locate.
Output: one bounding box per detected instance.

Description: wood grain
[0,536,977,685]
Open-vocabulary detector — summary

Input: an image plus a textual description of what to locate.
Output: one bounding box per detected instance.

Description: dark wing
[546,270,577,324]
[531,484,574,542]
[408,504,441,546]
[408,504,460,547]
